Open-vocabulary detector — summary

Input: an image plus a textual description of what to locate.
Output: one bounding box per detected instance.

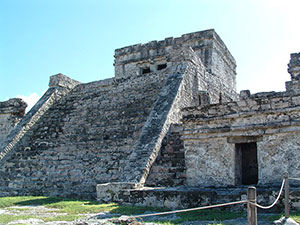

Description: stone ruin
[1,29,300,210]
[0,99,27,149]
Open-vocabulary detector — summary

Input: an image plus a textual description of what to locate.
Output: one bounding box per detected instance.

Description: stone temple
[1,29,300,209]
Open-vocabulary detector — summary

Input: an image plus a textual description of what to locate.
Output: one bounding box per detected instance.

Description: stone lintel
[227,135,263,144]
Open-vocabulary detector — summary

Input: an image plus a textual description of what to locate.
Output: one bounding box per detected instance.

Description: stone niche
[0,98,27,147]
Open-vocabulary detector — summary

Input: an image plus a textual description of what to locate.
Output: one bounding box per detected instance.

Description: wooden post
[248,186,257,225]
[285,172,290,218]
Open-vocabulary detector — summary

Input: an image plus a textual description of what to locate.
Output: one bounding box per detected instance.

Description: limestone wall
[114,29,237,101]
[0,30,239,200]
[96,46,237,202]
[182,89,300,187]
[120,46,236,185]
[145,124,185,187]
[0,70,168,198]
[0,99,27,148]
[0,74,79,162]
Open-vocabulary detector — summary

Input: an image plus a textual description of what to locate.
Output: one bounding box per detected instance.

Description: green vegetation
[3,195,298,224]
[43,214,81,222]
[262,212,300,224]
[0,214,38,224]
[290,212,300,223]
[143,209,242,225]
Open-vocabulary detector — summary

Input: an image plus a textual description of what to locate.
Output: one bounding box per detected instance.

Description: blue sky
[1,0,300,110]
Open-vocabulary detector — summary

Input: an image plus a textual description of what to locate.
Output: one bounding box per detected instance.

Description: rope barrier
[289,177,300,182]
[125,175,298,221]
[131,200,248,218]
[249,179,285,210]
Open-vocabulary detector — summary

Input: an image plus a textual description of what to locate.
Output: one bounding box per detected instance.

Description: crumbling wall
[0,70,169,198]
[1,29,238,200]
[181,52,300,187]
[0,74,80,163]
[286,52,300,93]
[0,99,27,148]
[145,124,185,187]
[96,45,236,202]
[114,29,237,102]
[182,90,300,186]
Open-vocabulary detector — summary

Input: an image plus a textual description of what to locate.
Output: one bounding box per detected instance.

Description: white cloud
[16,91,44,113]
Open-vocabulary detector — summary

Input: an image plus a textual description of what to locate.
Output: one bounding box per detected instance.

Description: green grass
[43,214,82,222]
[291,212,300,223]
[5,207,32,212]
[0,214,39,224]
[0,196,170,224]
[262,212,300,224]
[0,196,249,224]
[143,209,243,225]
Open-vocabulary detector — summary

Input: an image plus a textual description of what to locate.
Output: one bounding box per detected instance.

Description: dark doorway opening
[142,67,151,74]
[157,64,167,70]
[235,142,258,185]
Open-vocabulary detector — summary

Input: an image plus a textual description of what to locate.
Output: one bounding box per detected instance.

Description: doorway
[235,142,258,185]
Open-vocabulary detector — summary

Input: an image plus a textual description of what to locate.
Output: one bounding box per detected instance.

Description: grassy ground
[0,196,297,224]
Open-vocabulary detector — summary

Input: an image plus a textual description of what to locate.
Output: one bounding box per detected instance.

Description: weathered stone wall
[286,52,300,94]
[0,74,79,162]
[0,99,27,148]
[102,185,300,212]
[145,124,185,187]
[119,47,199,185]
[182,87,300,187]
[0,30,238,200]
[114,29,237,102]
[119,45,237,185]
[0,70,169,199]
[97,45,237,202]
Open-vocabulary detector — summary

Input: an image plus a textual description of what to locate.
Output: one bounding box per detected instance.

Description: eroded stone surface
[1,30,300,212]
[0,98,27,148]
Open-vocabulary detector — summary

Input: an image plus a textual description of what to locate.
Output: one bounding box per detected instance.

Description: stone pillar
[288,53,300,80]
[286,53,300,92]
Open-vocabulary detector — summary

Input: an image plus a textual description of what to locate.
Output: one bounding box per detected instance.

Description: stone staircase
[145,125,186,187]
[0,72,168,199]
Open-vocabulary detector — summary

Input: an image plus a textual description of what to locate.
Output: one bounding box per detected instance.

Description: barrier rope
[131,200,247,218]
[289,177,300,182]
[249,179,285,210]
[127,177,290,219]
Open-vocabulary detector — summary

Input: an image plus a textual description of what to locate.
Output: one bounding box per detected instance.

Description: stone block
[49,73,80,89]
[239,90,251,100]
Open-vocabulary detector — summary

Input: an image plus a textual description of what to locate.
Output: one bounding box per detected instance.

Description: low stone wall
[97,185,300,212]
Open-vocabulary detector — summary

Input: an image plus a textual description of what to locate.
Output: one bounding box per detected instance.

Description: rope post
[285,172,290,218]
[247,186,257,225]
